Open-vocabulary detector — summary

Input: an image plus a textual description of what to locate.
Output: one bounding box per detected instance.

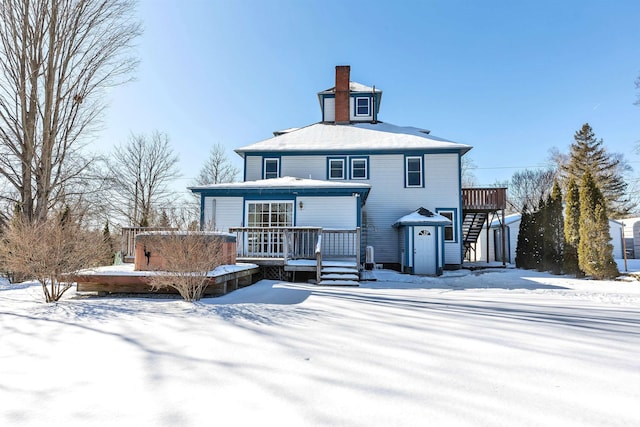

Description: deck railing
[462,187,507,211]
[121,226,176,261]
[229,227,360,263]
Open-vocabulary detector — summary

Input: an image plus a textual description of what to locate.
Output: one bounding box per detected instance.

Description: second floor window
[329,158,345,179]
[351,158,367,179]
[405,156,423,187]
[264,158,279,179]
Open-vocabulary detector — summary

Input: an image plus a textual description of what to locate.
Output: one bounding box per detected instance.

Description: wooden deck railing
[229,227,360,264]
[121,226,176,261]
[462,188,507,211]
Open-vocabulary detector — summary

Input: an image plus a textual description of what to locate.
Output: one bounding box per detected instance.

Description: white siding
[203,197,243,231]
[281,156,326,180]
[362,153,462,265]
[245,156,262,181]
[323,98,335,122]
[609,221,624,259]
[296,196,356,228]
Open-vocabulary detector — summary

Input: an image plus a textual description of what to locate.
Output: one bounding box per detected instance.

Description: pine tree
[578,171,619,280]
[561,123,632,216]
[564,177,581,276]
[530,198,545,271]
[102,220,114,265]
[544,181,564,274]
[515,205,532,269]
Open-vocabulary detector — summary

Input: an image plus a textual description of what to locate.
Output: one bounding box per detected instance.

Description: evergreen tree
[578,171,619,280]
[530,198,545,271]
[102,220,114,265]
[561,123,632,216]
[544,181,564,274]
[564,177,581,276]
[515,205,532,269]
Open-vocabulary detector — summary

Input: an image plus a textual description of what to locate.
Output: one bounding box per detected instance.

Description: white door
[414,226,436,275]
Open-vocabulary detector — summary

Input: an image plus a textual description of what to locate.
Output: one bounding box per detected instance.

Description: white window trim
[263,158,280,179]
[329,158,345,180]
[350,157,368,180]
[405,156,423,188]
[355,97,370,116]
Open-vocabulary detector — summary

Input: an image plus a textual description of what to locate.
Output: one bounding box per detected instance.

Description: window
[246,201,293,255]
[438,210,455,242]
[328,158,345,180]
[350,157,368,179]
[263,158,279,179]
[405,156,423,187]
[355,97,370,116]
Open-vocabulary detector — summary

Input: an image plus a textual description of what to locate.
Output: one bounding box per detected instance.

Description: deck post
[356,227,361,271]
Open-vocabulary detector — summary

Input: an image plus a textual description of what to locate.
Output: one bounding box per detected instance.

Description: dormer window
[355,97,370,116]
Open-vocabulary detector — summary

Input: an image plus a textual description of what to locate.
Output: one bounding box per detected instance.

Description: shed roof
[235,122,472,156]
[189,176,372,203]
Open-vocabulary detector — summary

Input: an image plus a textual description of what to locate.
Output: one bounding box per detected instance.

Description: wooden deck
[75,264,261,296]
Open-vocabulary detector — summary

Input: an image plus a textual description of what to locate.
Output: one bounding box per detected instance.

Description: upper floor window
[350,157,368,180]
[405,156,423,187]
[263,158,279,179]
[355,97,370,116]
[328,158,345,180]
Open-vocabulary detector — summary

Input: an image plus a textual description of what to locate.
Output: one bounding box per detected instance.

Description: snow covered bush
[0,215,109,302]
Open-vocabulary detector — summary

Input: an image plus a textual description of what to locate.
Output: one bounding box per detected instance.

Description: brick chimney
[334,65,350,124]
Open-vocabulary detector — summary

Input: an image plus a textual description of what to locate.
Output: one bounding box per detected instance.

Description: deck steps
[318,263,360,286]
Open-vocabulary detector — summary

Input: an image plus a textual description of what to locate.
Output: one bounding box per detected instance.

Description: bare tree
[461,155,477,188]
[0,0,141,223]
[0,212,109,302]
[195,143,240,185]
[108,131,180,226]
[507,168,557,213]
[146,232,226,301]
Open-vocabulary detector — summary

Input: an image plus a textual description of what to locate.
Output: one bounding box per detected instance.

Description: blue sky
[98,0,640,189]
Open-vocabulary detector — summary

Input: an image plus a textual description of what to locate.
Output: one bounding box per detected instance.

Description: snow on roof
[236,122,472,156]
[189,176,371,191]
[393,208,452,227]
[489,213,522,227]
[317,81,382,94]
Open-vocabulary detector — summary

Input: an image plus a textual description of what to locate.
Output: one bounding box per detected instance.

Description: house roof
[393,208,452,227]
[235,122,472,157]
[189,176,372,203]
[317,81,382,95]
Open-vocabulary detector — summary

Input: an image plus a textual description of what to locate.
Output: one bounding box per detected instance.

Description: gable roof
[235,122,472,157]
[393,208,452,227]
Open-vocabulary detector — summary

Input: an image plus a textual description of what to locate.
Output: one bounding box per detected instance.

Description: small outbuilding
[393,208,452,275]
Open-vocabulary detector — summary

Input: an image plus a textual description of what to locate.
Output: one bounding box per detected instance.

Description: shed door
[414,226,436,274]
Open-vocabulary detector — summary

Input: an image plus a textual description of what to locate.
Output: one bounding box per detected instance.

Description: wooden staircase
[317,261,360,286]
[462,212,488,256]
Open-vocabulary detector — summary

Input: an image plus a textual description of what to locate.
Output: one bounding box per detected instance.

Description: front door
[414,226,436,275]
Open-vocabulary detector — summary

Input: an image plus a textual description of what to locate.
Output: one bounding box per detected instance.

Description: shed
[393,208,451,275]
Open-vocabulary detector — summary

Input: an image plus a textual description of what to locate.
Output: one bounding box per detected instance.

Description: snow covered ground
[1,261,639,426]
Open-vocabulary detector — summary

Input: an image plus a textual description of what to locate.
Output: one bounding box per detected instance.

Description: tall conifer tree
[578,171,619,279]
[516,205,532,269]
[564,177,581,276]
[544,181,564,274]
[561,123,631,216]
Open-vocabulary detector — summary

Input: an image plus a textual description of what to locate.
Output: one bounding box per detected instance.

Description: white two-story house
[191,66,504,279]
